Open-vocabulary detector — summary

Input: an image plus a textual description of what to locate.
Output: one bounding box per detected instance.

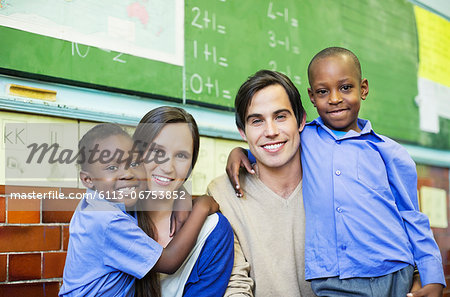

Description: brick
[62,225,70,250]
[42,211,75,223]
[43,252,67,279]
[445,283,450,297]
[0,282,59,297]
[0,254,6,282]
[5,186,60,197]
[8,196,41,211]
[44,282,61,296]
[417,178,433,189]
[42,194,80,211]
[429,167,449,189]
[7,210,41,224]
[0,226,61,252]
[435,236,450,251]
[9,253,41,281]
[0,197,5,223]
[7,197,40,223]
[445,263,450,275]
[0,185,5,196]
[42,197,78,223]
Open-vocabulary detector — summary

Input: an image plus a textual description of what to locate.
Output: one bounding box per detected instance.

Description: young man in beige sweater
[207,70,315,297]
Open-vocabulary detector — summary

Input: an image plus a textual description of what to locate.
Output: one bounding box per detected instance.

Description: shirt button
[335,170,341,176]
[336,140,341,144]
[336,207,343,213]
[341,245,347,250]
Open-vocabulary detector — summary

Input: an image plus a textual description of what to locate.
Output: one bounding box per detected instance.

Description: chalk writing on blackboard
[188,2,232,102]
[266,2,301,85]
[71,42,127,64]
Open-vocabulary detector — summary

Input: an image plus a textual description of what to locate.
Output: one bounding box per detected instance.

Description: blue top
[301,117,445,286]
[59,189,163,297]
[182,213,234,297]
[330,129,347,138]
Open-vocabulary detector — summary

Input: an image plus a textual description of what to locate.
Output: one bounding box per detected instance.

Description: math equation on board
[185,0,303,108]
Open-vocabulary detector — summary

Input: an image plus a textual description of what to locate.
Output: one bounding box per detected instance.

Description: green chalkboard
[1,0,450,149]
[0,26,183,100]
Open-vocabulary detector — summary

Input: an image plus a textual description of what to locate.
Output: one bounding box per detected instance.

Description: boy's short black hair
[78,123,130,170]
[235,70,305,131]
[307,47,362,84]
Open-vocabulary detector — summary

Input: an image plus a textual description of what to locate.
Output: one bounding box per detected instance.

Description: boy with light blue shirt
[302,47,444,297]
[59,124,219,297]
[60,188,161,297]
[228,48,445,296]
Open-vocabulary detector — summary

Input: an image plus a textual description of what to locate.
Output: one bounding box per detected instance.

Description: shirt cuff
[417,258,446,287]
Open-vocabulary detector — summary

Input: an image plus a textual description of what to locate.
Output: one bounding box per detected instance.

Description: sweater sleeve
[223,233,254,297]
[183,213,235,297]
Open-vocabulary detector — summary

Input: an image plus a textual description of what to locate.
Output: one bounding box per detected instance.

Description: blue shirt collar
[307,117,383,141]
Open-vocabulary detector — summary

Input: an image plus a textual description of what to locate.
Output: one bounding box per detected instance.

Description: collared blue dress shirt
[59,189,163,297]
[301,118,445,286]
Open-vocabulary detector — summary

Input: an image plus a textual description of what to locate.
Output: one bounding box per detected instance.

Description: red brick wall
[0,165,449,296]
[0,186,79,297]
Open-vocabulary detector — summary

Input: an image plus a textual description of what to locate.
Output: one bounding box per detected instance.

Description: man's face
[81,134,146,208]
[308,54,368,132]
[239,84,304,171]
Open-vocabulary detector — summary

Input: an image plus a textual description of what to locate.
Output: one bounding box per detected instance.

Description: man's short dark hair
[307,47,362,84]
[78,123,130,170]
[235,70,305,131]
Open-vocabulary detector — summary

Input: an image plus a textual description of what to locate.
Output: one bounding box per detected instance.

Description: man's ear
[238,128,247,142]
[80,170,95,189]
[298,112,307,133]
[360,78,369,100]
[307,88,316,107]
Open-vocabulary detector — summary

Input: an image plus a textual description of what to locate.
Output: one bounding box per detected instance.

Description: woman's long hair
[135,211,159,297]
[133,106,200,297]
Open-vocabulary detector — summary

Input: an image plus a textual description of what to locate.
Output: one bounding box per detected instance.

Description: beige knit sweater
[207,173,315,297]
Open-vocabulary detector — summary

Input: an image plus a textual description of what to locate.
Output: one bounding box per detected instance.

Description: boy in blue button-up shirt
[59,124,218,297]
[228,48,445,296]
[302,47,444,297]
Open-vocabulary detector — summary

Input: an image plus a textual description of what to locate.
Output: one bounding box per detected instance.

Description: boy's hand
[192,195,219,215]
[169,211,189,237]
[170,186,192,237]
[407,283,444,297]
[154,194,218,274]
[226,147,254,197]
[409,272,422,294]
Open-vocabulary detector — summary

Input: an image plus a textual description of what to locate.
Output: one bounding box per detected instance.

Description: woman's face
[144,123,194,194]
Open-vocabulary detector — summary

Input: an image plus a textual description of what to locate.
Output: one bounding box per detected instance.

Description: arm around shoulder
[153,195,219,274]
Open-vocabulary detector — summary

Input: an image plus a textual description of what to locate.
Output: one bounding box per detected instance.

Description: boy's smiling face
[80,134,146,208]
[307,54,368,132]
